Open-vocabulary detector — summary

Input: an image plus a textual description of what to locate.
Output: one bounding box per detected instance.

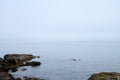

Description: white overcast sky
[0,0,120,42]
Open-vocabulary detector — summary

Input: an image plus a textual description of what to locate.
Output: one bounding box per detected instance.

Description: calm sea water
[0,41,120,80]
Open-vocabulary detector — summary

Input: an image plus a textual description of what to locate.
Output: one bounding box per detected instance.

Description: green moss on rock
[88,72,120,80]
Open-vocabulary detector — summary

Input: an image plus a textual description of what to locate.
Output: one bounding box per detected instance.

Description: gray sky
[0,0,120,42]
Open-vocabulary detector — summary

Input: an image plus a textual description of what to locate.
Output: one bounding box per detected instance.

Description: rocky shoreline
[0,54,120,80]
[0,54,43,80]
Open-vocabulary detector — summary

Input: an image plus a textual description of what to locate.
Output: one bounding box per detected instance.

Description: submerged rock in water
[88,72,120,80]
[36,56,40,58]
[15,78,22,80]
[0,72,15,80]
[25,61,41,66]
[69,58,81,61]
[23,77,44,80]
[22,68,27,71]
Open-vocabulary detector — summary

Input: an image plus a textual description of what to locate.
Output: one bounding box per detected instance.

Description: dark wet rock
[4,54,34,64]
[88,72,120,80]
[0,58,9,72]
[72,59,77,61]
[15,77,22,80]
[20,61,41,67]
[36,56,40,58]
[0,54,38,69]
[0,66,8,72]
[22,68,27,71]
[23,76,28,79]
[25,61,41,66]
[69,58,81,61]
[0,72,15,80]
[24,77,44,80]
[0,58,9,66]
[0,54,42,80]
[1,54,36,71]
[11,68,18,72]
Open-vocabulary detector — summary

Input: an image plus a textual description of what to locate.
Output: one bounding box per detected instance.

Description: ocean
[0,41,120,80]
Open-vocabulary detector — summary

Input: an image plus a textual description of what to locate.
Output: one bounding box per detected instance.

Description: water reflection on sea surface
[0,41,120,80]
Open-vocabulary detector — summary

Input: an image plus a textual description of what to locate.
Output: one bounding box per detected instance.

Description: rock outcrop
[3,54,35,71]
[0,72,15,80]
[88,72,120,80]
[0,53,42,80]
[0,58,9,72]
[4,54,35,64]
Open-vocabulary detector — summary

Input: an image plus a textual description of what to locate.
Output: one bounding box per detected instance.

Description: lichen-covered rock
[88,72,120,80]
[0,72,15,80]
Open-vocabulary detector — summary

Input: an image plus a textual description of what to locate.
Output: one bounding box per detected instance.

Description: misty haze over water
[0,41,120,80]
[0,0,120,80]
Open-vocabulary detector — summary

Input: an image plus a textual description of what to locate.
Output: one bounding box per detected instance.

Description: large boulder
[88,72,120,80]
[0,54,42,80]
[4,54,35,64]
